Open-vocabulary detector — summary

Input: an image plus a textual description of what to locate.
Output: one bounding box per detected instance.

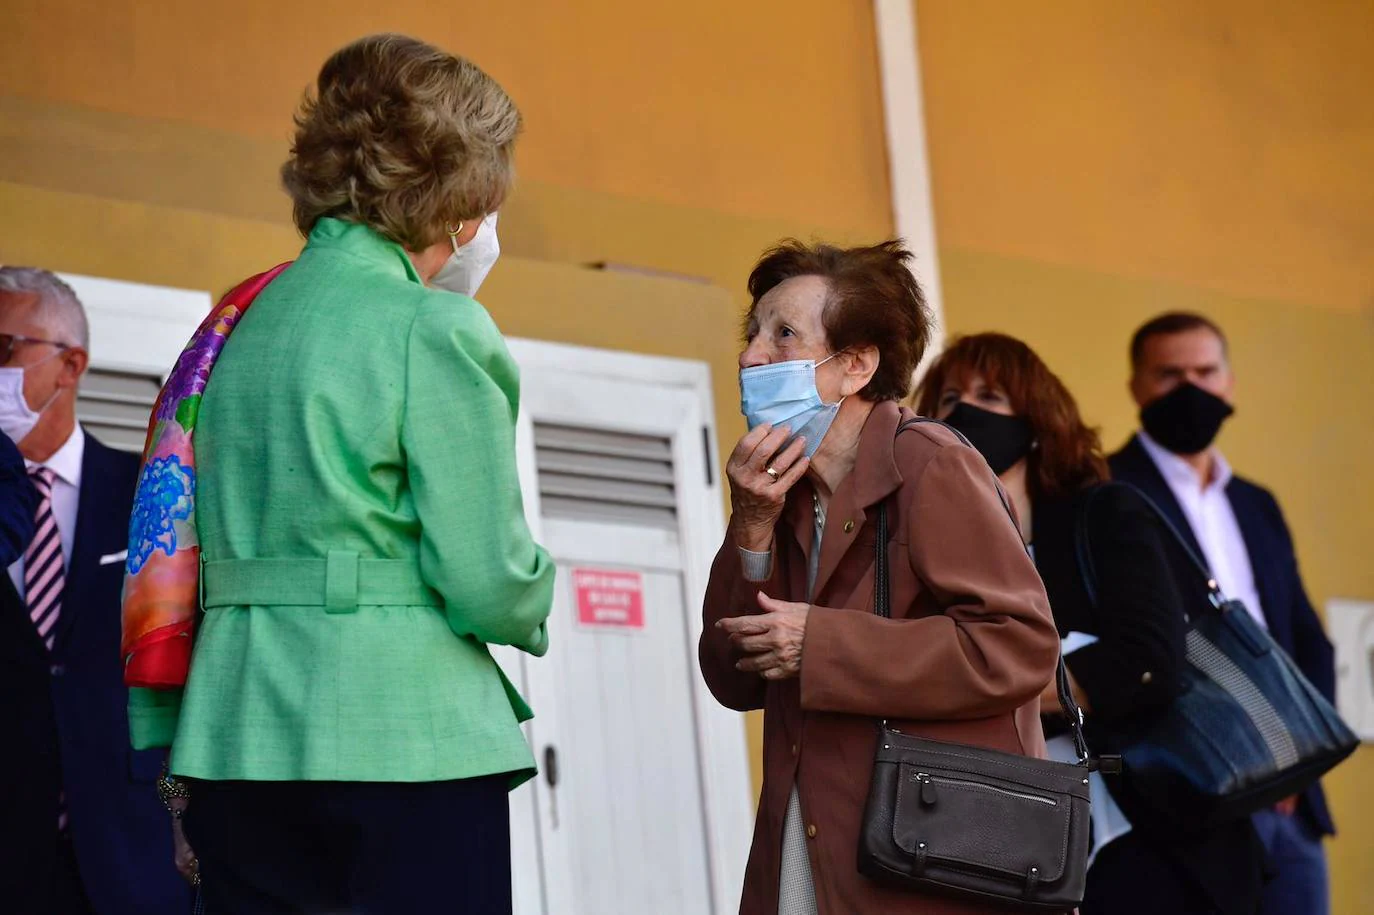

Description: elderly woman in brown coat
[699,239,1060,915]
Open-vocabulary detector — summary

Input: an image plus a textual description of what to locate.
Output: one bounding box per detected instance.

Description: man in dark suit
[0,267,190,914]
[1109,311,1337,915]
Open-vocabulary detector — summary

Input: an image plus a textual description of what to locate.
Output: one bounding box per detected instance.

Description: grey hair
[0,267,90,349]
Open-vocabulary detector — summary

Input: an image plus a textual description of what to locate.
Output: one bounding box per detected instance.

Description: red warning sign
[573,568,645,630]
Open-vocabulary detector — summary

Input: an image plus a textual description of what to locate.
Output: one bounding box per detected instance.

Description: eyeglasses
[0,333,71,366]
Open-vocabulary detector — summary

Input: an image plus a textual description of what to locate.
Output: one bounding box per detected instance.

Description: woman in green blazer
[128,34,553,913]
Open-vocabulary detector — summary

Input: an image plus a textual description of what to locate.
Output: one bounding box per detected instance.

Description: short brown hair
[1129,312,1228,371]
[914,333,1108,498]
[281,34,521,251]
[746,239,932,402]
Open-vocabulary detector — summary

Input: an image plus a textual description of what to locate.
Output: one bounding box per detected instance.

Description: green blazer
[129,218,554,786]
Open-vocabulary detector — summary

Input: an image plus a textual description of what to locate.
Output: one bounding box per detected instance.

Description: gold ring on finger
[765,466,780,481]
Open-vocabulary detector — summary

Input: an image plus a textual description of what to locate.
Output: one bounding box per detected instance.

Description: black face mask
[944,402,1034,476]
[1139,383,1234,455]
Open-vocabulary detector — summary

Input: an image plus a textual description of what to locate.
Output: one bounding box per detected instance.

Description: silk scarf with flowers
[120,263,291,689]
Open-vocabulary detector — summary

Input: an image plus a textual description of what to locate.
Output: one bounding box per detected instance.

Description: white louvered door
[534,422,679,529]
[76,367,162,451]
[497,340,753,915]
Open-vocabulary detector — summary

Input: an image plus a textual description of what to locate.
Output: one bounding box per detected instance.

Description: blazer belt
[202,550,442,614]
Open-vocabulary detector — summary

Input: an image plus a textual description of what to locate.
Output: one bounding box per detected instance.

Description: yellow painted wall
[917,3,1374,912]
[0,0,894,480]
[918,0,1374,314]
[0,0,891,235]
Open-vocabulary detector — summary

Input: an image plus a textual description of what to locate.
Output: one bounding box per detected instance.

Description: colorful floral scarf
[121,264,291,689]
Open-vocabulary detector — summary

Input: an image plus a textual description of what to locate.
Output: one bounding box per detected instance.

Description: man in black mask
[1109,311,1336,915]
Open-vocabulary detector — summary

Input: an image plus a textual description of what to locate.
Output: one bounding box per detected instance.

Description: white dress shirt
[8,425,85,599]
[1136,431,1268,630]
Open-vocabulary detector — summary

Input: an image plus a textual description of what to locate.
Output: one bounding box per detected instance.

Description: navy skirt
[184,775,512,914]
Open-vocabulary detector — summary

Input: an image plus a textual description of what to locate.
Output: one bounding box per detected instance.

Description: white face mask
[431,213,500,298]
[0,358,60,445]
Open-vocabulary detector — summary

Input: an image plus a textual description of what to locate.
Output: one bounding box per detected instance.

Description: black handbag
[1074,482,1358,830]
[858,419,1109,912]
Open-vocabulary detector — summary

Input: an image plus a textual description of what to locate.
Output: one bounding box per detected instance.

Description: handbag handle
[882,418,1092,767]
[1074,481,1229,614]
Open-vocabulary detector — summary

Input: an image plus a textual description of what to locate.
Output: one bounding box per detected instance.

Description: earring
[446,221,465,238]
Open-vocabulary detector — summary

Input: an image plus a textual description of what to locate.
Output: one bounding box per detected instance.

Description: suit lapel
[1225,481,1281,628]
[784,476,816,573]
[809,402,904,604]
[2,572,46,657]
[811,474,866,603]
[1116,435,1207,563]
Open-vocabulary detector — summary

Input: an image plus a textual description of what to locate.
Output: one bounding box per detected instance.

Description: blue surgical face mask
[739,355,842,459]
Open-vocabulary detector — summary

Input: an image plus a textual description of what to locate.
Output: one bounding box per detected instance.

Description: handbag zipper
[915,772,1058,807]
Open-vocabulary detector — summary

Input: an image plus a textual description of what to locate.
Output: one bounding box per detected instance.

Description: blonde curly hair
[281,34,521,251]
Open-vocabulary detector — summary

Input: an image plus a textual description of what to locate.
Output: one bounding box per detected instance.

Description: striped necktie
[25,467,69,830]
[25,466,64,650]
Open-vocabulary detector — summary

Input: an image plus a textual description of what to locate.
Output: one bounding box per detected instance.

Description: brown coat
[700,402,1060,915]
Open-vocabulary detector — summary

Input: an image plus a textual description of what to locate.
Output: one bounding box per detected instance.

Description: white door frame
[59,272,212,376]
[505,338,754,915]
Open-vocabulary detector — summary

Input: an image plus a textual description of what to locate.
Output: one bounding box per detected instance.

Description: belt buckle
[324,550,360,614]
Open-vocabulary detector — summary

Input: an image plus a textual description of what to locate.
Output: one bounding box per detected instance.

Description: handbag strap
[1074,481,1229,614]
[883,418,1092,767]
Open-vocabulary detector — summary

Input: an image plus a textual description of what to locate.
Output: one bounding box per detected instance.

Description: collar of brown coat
[782,400,909,603]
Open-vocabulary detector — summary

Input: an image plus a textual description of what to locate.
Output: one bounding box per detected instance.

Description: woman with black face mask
[915,333,1266,915]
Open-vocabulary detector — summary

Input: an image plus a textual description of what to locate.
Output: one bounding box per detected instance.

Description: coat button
[806,824,818,839]
[791,743,798,756]
[50,664,65,677]
[1140,671,1153,684]
[843,521,854,533]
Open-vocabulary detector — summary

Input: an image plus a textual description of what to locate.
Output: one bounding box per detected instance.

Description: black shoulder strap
[881,416,1095,767]
[1074,480,1227,613]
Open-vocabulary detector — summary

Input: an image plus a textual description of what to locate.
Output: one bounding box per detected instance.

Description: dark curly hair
[745,239,933,402]
[914,333,1108,498]
[281,34,521,251]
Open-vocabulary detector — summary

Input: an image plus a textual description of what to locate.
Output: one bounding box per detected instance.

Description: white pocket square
[99,550,128,567]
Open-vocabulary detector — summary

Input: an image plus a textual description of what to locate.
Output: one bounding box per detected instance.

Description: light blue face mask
[739,354,842,459]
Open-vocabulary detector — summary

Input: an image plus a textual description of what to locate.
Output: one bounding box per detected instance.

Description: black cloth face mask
[944,402,1034,476]
[1139,382,1234,455]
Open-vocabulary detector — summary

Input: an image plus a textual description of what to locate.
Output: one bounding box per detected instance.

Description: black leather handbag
[858,419,1107,912]
[1074,482,1358,830]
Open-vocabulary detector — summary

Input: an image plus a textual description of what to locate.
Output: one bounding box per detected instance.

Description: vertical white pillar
[873,0,946,378]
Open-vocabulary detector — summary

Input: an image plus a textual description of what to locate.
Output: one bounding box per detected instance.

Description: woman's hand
[717,592,810,680]
[169,799,200,887]
[726,424,809,551]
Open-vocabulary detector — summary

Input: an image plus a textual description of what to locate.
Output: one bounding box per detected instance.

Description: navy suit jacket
[0,431,190,914]
[0,431,37,565]
[1109,434,1337,836]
